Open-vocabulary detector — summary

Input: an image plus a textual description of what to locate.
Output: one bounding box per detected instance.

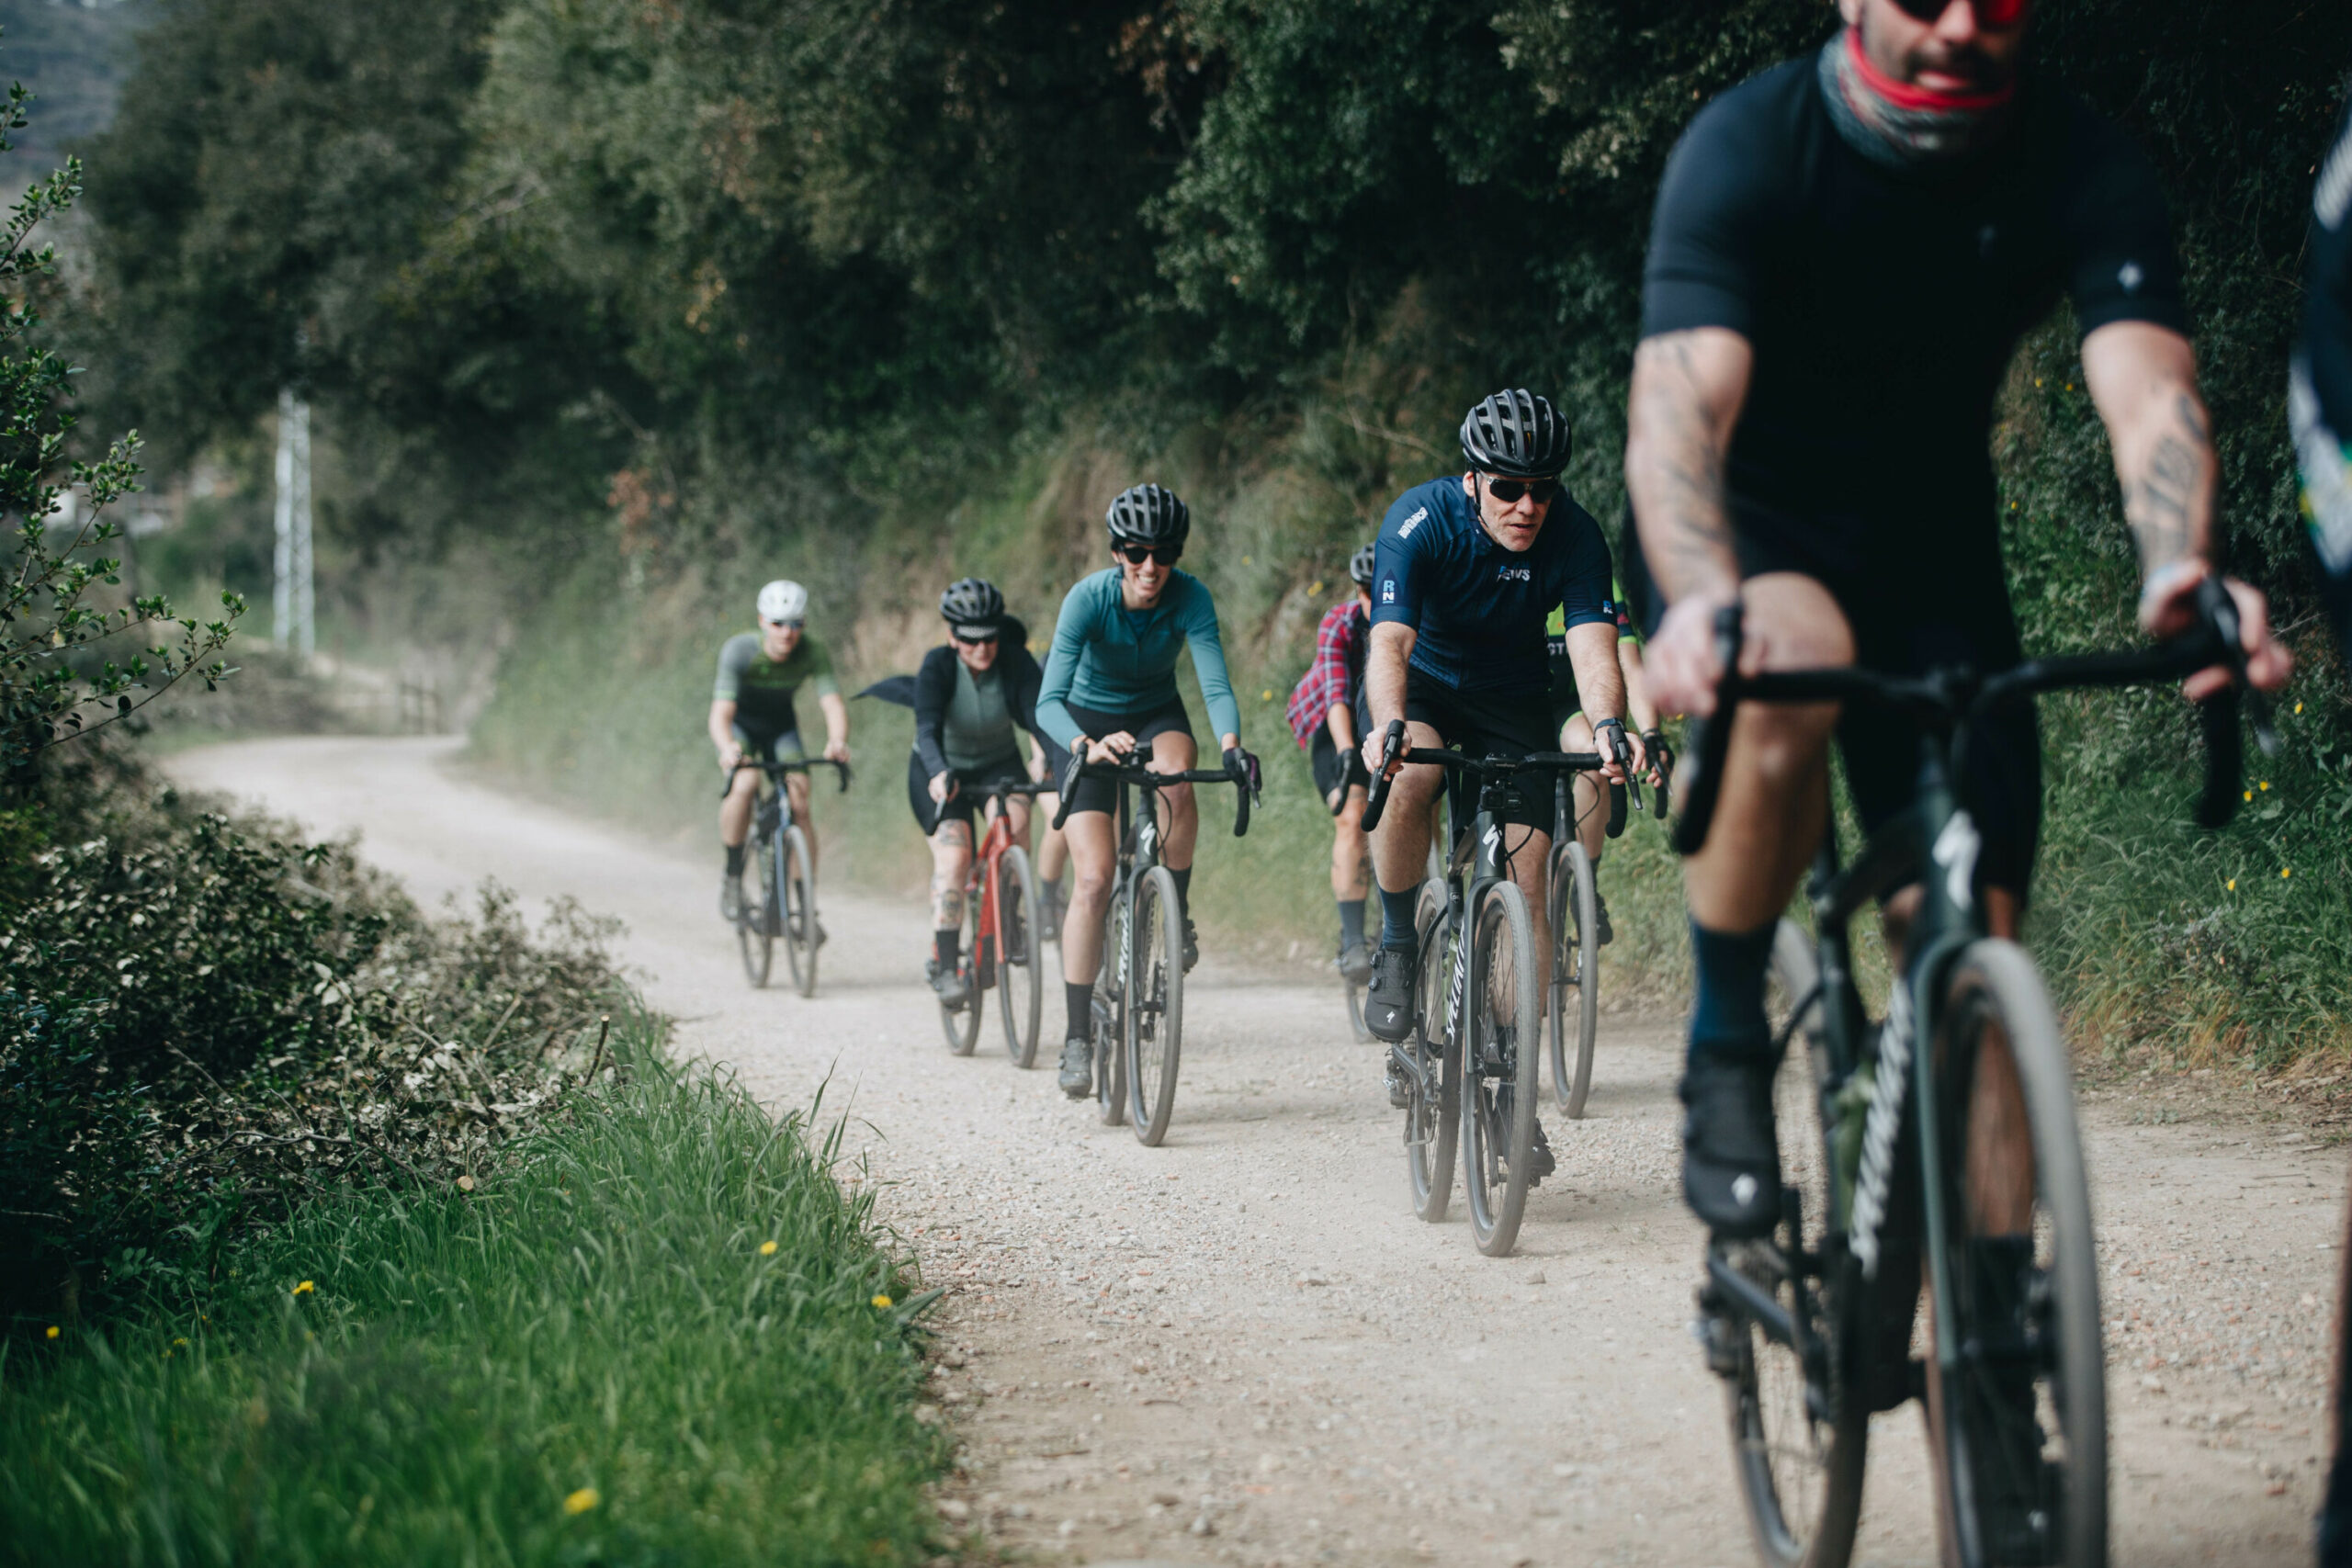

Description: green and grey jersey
[941,660,1022,773]
[713,630,839,734]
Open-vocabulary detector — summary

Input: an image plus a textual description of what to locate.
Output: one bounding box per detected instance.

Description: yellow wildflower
[2227,878,2237,892]
[2259,780,2270,792]
[564,1488,600,1516]
[292,1280,314,1297]
[2296,701,2305,715]
[759,1240,778,1257]
[1308,579,1324,596]
[2244,789,2253,802]
[872,1293,894,1310]
[173,1337,188,1348]
[1261,689,1273,701]
[2282,867,2293,879]
[45,1325,59,1340]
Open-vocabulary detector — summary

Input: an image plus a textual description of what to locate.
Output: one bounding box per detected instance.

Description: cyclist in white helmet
[712,579,852,921]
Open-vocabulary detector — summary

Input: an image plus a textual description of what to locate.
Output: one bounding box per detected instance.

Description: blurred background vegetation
[22,0,2352,1063]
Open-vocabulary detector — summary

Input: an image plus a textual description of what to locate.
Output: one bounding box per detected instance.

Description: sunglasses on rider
[1886,0,2028,26]
[950,626,999,645]
[1115,543,1182,567]
[1480,476,1561,506]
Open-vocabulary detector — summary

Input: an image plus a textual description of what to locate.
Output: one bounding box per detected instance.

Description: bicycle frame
[961,780,1046,987]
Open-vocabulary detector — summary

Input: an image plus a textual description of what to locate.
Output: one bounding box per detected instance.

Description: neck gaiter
[1818,25,2016,170]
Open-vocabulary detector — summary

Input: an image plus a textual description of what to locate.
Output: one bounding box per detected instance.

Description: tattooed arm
[1623,326,1754,716]
[2082,321,2290,694]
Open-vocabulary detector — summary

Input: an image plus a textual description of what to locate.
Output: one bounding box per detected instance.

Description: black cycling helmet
[939,577,1005,632]
[1348,542,1377,588]
[1459,389,1571,479]
[1105,483,1191,550]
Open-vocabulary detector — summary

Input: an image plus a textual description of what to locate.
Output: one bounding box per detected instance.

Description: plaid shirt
[1286,600,1367,747]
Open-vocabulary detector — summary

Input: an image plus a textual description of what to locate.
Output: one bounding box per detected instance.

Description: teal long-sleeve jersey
[1035,568,1242,748]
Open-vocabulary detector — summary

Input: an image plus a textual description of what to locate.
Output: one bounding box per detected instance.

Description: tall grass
[0,1005,949,1567]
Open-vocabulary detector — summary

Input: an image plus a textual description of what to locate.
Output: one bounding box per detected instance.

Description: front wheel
[1093,894,1128,1127]
[1124,865,1185,1145]
[1461,880,1540,1257]
[1546,841,1600,1117]
[996,846,1044,1068]
[1926,941,2105,1568]
[737,838,775,988]
[779,825,819,997]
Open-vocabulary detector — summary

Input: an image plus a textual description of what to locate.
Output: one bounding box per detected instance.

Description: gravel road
[169,735,2340,1568]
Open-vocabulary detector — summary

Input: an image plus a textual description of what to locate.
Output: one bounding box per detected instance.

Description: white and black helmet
[939,577,1005,633]
[1105,483,1191,550]
[1348,542,1377,588]
[1459,389,1571,479]
[756,579,808,625]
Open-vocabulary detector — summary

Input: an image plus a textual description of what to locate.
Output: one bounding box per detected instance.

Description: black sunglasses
[1481,475,1561,506]
[950,626,999,645]
[1888,0,2026,21]
[1115,543,1182,566]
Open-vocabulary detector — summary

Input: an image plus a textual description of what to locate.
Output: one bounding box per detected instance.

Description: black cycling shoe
[926,959,969,1009]
[1057,1036,1093,1099]
[1593,890,1614,947]
[1364,947,1417,1043]
[1524,1116,1557,1187]
[1679,1055,1781,1239]
[1337,939,1373,986]
[1384,1054,1410,1109]
[1182,918,1200,974]
[719,874,744,924]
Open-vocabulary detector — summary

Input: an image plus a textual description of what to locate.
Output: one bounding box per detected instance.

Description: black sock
[1066,981,1095,1043]
[1170,865,1192,915]
[1377,885,1419,951]
[724,842,746,876]
[934,929,959,967]
[1338,897,1366,948]
[1687,919,1777,1069]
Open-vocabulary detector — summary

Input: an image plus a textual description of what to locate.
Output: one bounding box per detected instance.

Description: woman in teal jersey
[1035,483,1246,1099]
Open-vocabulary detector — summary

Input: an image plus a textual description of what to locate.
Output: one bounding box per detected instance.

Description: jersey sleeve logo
[1396,506,1429,540]
[1381,580,1396,603]
[2117,260,2144,295]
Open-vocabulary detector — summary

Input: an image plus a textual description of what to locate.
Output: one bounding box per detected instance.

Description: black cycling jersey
[1643,59,2188,590]
[2295,99,2352,656]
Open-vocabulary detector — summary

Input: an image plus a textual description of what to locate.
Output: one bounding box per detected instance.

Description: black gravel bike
[728,756,851,995]
[1672,580,2267,1568]
[1362,725,1615,1258]
[1052,750,1256,1146]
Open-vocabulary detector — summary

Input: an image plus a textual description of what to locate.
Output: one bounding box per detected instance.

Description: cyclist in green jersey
[711,579,852,921]
[1544,577,1667,942]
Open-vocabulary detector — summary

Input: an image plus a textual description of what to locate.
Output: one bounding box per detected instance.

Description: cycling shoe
[1593,889,1614,947]
[1057,1036,1093,1099]
[926,960,969,1009]
[1337,939,1373,986]
[1182,918,1200,974]
[719,874,744,924]
[1365,947,1417,1043]
[1679,1055,1781,1239]
[1524,1116,1557,1187]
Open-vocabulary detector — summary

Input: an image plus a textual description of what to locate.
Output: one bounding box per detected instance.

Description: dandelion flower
[759,1240,778,1257]
[2296,701,2304,715]
[1261,689,1273,702]
[1308,580,1324,595]
[2282,867,2293,879]
[2227,878,2237,892]
[564,1488,600,1516]
[2260,781,2270,792]
[2244,789,2254,802]
[872,1293,894,1310]
[172,1337,188,1348]
[45,1325,58,1340]
[291,1280,314,1297]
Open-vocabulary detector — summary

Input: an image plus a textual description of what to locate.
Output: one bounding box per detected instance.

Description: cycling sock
[1378,885,1419,952]
[1065,981,1095,1043]
[1337,897,1366,948]
[1687,919,1777,1068]
[724,842,746,877]
[1170,865,1192,912]
[934,929,959,967]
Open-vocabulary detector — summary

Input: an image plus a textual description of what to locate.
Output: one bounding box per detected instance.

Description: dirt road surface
[170,736,2340,1568]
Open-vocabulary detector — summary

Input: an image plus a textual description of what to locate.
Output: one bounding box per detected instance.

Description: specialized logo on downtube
[1443,919,1468,1047]
[1849,983,1915,1280]
[1931,810,1981,912]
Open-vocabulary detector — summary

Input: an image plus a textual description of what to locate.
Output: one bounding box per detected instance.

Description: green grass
[0,1005,950,1567]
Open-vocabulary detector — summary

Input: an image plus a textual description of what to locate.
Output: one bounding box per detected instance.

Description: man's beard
[1818,20,2018,169]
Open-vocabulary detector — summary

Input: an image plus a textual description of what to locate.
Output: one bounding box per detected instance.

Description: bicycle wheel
[1924,941,2104,1568]
[1546,841,1600,1116]
[1093,892,1128,1127]
[780,825,818,997]
[1461,880,1540,1258]
[939,883,982,1055]
[1404,879,1459,1224]
[1345,976,1371,1043]
[1124,864,1185,1145]
[737,835,775,988]
[996,846,1044,1068]
[1717,920,1867,1568]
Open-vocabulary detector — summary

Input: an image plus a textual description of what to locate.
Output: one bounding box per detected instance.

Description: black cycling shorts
[729,721,804,775]
[1060,699,1194,818]
[1308,728,1371,813]
[1402,669,1552,833]
[906,750,1032,838]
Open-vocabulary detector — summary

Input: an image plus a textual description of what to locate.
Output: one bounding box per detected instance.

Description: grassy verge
[0,1005,950,1567]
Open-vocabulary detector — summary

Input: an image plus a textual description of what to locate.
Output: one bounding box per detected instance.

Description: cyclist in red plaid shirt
[1286,543,1378,983]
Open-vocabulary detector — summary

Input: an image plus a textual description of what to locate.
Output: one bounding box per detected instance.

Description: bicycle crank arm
[1704,1249,1797,1350]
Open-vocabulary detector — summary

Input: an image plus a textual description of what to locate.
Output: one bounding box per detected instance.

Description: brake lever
[2197,576,2281,757]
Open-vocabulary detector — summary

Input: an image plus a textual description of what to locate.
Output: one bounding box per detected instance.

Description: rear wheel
[1404,879,1458,1224]
[1461,880,1540,1258]
[996,847,1044,1068]
[737,833,775,988]
[1124,865,1185,1145]
[1719,920,1867,1568]
[1546,840,1600,1116]
[1925,941,2105,1568]
[779,825,818,996]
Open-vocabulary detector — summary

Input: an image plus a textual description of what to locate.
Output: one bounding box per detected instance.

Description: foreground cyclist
[712,580,852,920]
[906,579,1065,1007]
[1285,542,1377,983]
[1545,576,1665,944]
[1360,390,1639,1175]
[1627,0,2285,1546]
[1037,484,1250,1098]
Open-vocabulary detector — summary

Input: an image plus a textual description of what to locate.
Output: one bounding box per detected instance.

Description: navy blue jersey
[1370,475,1615,695]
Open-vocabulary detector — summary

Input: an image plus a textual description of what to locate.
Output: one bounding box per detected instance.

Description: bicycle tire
[781,825,818,997]
[1718,921,1867,1568]
[939,882,982,1055]
[1094,894,1128,1127]
[1124,864,1185,1145]
[1546,841,1600,1117]
[1924,941,2105,1568]
[997,846,1044,1068]
[1345,977,1370,1043]
[1404,878,1458,1224]
[737,839,775,988]
[1461,880,1540,1258]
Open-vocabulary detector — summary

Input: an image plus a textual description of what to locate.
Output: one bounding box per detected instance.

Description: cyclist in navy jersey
[1360,389,1640,1170]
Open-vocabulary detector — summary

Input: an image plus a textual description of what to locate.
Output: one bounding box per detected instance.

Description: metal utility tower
[272,388,314,660]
